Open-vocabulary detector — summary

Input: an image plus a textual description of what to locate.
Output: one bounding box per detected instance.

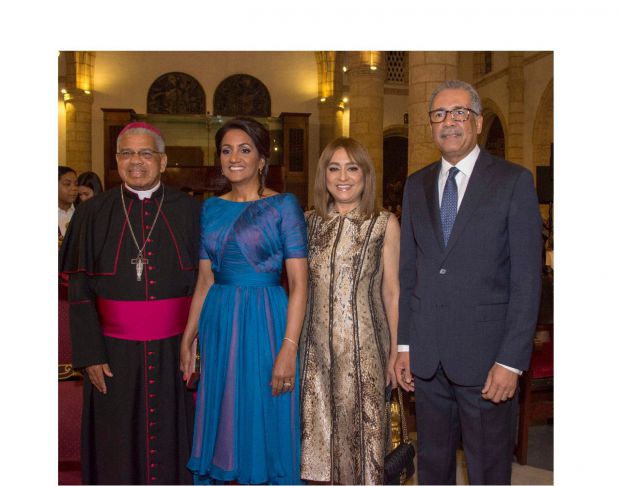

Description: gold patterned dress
[300,207,392,484]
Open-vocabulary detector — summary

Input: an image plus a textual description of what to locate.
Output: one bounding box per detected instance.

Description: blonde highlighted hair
[314,137,379,220]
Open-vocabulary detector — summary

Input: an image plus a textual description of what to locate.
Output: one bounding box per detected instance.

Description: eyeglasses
[428,107,479,124]
[116,149,162,161]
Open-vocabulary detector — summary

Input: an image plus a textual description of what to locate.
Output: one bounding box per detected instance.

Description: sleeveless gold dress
[300,208,392,484]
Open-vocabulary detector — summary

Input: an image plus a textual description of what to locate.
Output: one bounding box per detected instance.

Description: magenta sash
[97,296,191,341]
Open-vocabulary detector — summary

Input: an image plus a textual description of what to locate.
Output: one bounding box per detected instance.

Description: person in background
[395,80,542,485]
[59,121,200,484]
[299,137,400,484]
[181,117,308,484]
[76,171,104,204]
[58,166,78,246]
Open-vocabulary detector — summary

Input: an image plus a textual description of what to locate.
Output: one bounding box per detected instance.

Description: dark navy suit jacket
[398,149,542,386]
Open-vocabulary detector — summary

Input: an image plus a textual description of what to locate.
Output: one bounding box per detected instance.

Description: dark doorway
[383,136,408,214]
[484,115,505,159]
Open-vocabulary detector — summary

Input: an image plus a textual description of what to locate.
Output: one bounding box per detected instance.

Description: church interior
[58,50,554,484]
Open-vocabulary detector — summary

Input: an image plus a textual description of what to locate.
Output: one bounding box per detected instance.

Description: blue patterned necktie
[440,167,459,247]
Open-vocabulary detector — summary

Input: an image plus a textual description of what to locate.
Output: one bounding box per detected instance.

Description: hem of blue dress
[187,460,302,485]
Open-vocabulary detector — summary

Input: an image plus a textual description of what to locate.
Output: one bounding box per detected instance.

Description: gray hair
[116,127,166,153]
[428,80,482,114]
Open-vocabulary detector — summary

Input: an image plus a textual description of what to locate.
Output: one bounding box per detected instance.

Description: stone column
[347,51,385,208]
[408,52,458,174]
[63,51,95,173]
[507,51,525,166]
[315,51,344,152]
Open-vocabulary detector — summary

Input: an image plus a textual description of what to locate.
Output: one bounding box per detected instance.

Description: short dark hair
[58,166,76,181]
[77,171,104,195]
[215,117,270,196]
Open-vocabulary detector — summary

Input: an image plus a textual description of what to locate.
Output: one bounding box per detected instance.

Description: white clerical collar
[124,182,161,200]
[441,145,480,178]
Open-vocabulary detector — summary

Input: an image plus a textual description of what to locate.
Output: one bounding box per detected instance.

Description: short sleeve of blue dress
[279,193,308,260]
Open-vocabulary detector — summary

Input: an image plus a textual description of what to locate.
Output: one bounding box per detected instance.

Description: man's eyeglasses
[116,149,162,161]
[428,107,479,124]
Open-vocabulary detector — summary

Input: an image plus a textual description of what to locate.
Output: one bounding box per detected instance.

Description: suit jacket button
[439,268,447,275]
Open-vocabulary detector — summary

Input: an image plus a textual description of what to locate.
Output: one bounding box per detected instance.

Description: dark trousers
[414,365,518,485]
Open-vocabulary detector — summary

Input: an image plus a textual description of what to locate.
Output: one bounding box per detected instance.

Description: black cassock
[59,184,200,485]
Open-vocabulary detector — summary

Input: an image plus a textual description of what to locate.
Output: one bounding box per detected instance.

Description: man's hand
[394,351,415,392]
[85,363,114,394]
[481,363,518,403]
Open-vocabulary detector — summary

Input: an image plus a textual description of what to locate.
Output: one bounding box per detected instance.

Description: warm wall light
[84,90,91,94]
[320,97,326,102]
[342,97,349,103]
[370,65,377,71]
[343,66,347,72]
[60,88,67,94]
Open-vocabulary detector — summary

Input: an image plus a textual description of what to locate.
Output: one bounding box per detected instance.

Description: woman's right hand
[180,337,197,383]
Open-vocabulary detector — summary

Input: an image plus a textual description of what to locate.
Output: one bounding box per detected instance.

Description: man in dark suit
[395,80,542,485]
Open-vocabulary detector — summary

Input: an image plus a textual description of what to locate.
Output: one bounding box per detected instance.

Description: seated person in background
[76,171,104,204]
[58,166,78,246]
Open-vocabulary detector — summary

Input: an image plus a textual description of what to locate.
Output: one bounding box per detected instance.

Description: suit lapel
[423,162,444,250]
[443,150,495,257]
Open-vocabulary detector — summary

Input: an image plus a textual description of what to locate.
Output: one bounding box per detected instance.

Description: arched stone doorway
[481,111,506,159]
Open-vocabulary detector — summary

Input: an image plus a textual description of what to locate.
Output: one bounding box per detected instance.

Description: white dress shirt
[58,204,75,237]
[398,145,521,375]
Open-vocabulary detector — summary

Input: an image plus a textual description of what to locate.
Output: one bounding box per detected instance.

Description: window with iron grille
[386,51,407,84]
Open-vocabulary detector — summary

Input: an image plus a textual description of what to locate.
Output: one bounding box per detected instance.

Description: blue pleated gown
[187,193,307,485]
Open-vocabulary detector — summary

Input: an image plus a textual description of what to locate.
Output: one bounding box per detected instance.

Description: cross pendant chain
[120,184,164,283]
[131,252,149,281]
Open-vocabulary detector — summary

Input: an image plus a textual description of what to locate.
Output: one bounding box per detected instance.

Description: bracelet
[283,337,298,349]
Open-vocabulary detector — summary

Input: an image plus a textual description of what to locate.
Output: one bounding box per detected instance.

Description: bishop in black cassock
[59,122,200,485]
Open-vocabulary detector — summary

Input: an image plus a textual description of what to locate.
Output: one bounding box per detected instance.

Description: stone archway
[480,98,508,159]
[532,80,554,168]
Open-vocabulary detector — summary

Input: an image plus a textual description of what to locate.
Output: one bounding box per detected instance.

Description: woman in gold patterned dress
[299,137,400,484]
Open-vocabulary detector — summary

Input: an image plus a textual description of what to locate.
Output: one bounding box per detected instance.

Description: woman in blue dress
[180,117,308,484]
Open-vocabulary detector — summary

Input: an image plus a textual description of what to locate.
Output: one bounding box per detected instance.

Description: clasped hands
[394,353,518,403]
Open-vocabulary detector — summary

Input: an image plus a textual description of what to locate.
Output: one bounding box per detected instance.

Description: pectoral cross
[131,252,149,281]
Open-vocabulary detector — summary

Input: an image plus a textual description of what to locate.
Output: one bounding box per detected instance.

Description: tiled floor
[405,424,553,485]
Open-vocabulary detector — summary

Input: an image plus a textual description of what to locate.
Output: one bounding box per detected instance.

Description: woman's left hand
[386,352,398,389]
[271,340,297,396]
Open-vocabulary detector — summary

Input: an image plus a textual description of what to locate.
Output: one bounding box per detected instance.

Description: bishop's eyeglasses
[116,149,163,161]
[428,107,479,124]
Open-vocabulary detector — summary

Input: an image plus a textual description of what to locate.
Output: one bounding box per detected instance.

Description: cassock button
[149,296,156,300]
[148,266,154,271]
[150,435,156,440]
[149,280,156,285]
[148,365,155,370]
[147,251,153,256]
[149,379,155,384]
[145,225,151,229]
[439,268,447,275]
